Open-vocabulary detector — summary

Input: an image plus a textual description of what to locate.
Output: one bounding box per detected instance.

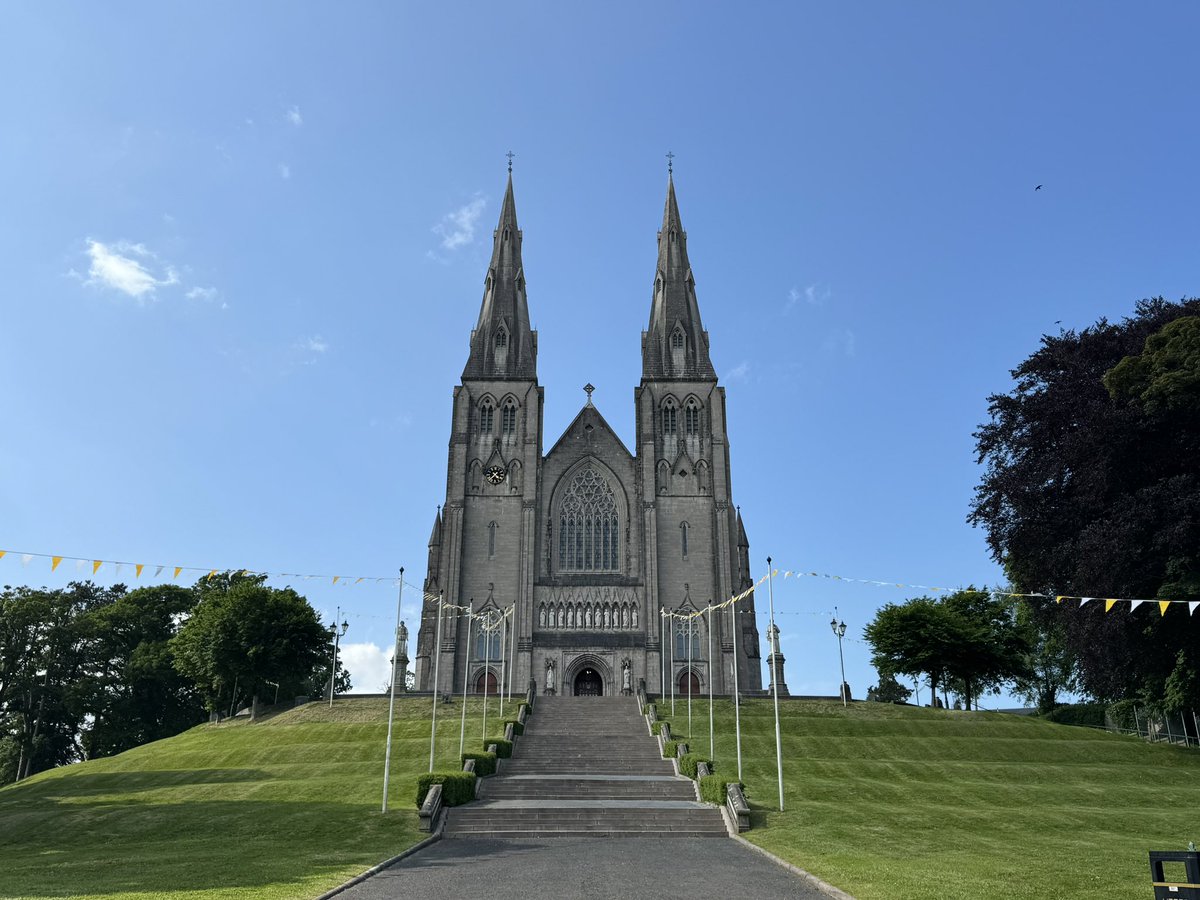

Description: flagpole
[499,607,508,709]
[731,601,742,783]
[482,610,493,746]
[428,591,444,773]
[659,606,666,704]
[508,602,517,704]
[707,606,714,760]
[767,557,784,812]
[459,606,472,759]
[670,611,676,717]
[687,611,693,740]
[382,568,404,813]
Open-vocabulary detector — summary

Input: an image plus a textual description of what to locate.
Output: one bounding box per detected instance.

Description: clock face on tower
[484,465,507,485]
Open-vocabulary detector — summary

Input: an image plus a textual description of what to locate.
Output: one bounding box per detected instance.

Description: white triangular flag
[1079,597,1094,605]
[1190,602,1199,616]
[21,554,32,566]
[1130,600,1144,612]
[155,566,164,577]
[114,563,123,577]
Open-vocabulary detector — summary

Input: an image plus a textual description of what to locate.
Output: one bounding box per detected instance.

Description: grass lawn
[658,697,1200,900]
[0,694,521,900]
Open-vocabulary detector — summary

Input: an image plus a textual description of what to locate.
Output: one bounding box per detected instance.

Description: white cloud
[433,196,486,250]
[724,360,751,382]
[786,283,831,312]
[278,163,291,180]
[341,642,399,693]
[302,336,328,354]
[186,286,218,302]
[286,105,303,127]
[83,239,179,301]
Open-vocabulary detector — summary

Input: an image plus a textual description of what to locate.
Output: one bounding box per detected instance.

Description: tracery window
[557,465,620,571]
[479,398,494,435]
[475,630,501,659]
[674,617,702,658]
[495,330,507,349]
[684,398,701,436]
[501,397,517,437]
[662,398,678,436]
[671,330,685,350]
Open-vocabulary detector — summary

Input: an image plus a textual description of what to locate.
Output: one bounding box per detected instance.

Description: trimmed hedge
[699,774,740,805]
[488,737,513,759]
[462,750,497,776]
[416,771,477,808]
[655,720,671,737]
[662,739,679,760]
[1044,703,1107,729]
[504,718,524,736]
[679,752,711,780]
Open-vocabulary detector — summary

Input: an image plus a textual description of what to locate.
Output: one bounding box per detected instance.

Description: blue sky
[2,3,1198,702]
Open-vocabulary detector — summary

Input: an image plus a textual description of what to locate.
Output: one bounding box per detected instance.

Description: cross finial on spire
[584,383,595,406]
[666,151,674,175]
[506,150,515,174]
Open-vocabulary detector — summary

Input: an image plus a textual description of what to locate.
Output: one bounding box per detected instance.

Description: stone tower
[414,172,762,698]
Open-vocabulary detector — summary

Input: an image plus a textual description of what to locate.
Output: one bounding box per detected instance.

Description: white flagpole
[707,607,714,760]
[767,557,784,812]
[670,611,676,717]
[687,612,693,740]
[482,611,491,745]
[508,602,517,703]
[459,607,472,759]
[428,592,444,773]
[731,601,742,783]
[660,606,666,703]
[382,568,404,813]
[499,607,508,709]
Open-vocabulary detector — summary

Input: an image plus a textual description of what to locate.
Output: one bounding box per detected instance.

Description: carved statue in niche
[544,659,556,695]
[621,657,632,695]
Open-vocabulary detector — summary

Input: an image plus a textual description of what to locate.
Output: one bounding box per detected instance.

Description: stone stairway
[444,695,727,838]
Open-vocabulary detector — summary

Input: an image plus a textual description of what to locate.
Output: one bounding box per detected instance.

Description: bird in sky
[1035,185,1043,191]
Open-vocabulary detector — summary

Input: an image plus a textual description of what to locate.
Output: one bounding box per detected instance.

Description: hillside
[0,696,516,900]
[662,698,1200,899]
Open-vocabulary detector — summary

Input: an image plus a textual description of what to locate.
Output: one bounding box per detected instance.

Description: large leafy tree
[170,574,329,718]
[970,298,1200,708]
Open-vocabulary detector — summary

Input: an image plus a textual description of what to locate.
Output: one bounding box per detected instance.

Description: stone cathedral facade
[414,173,762,698]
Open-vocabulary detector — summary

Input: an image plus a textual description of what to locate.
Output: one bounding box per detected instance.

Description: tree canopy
[970,298,1200,709]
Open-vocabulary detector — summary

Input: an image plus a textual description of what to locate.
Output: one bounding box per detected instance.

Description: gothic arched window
[557,465,620,572]
[671,329,685,350]
[662,397,678,436]
[479,398,494,435]
[501,397,518,437]
[674,618,702,658]
[680,521,689,558]
[495,330,507,349]
[488,521,497,558]
[684,397,701,437]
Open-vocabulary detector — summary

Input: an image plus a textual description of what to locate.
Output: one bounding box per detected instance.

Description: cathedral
[414,171,762,698]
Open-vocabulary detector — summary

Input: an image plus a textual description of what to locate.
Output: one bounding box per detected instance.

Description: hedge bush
[488,737,513,759]
[679,752,711,780]
[699,774,740,805]
[662,739,679,759]
[655,720,671,737]
[416,771,477,808]
[1106,699,1138,731]
[462,750,497,776]
[1044,703,1107,729]
[503,718,524,736]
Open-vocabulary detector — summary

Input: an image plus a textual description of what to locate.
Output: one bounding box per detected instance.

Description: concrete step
[484,780,695,800]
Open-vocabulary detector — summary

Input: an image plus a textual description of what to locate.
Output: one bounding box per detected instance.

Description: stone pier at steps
[444,695,727,838]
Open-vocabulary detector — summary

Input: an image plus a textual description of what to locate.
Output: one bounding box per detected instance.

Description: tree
[1011,601,1079,713]
[170,574,329,719]
[864,598,966,707]
[971,298,1200,708]
[866,673,912,704]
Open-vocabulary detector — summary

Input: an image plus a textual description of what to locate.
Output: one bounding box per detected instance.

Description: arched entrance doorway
[678,671,700,697]
[574,668,603,696]
[475,671,498,695]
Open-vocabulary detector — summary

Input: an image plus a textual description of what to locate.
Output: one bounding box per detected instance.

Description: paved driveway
[336,836,830,899]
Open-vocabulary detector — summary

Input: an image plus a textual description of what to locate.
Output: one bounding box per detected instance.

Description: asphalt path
[335,836,830,899]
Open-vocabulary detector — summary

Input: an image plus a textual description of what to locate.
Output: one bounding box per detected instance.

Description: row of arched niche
[537,600,640,630]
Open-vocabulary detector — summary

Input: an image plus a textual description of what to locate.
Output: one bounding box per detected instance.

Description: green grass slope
[662,698,1200,900]
[0,696,518,900]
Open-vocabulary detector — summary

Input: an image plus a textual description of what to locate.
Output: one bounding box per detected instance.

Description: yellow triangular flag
[332,576,340,585]
[0,550,5,560]
[52,556,63,571]
[1159,600,1171,616]
[135,564,144,578]
[355,577,364,584]
[173,567,183,580]
[92,560,102,575]
[1105,599,1118,613]
[1055,595,1065,604]
[207,570,217,580]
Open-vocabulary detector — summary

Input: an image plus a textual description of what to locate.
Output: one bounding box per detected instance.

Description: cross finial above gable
[584,383,595,406]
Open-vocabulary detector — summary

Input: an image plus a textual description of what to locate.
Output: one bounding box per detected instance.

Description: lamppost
[830,607,847,707]
[328,609,349,708]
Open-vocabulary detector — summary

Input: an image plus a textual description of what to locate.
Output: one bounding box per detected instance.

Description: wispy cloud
[186,286,217,302]
[278,162,291,180]
[786,283,831,312]
[286,105,303,127]
[433,196,486,251]
[724,360,751,383]
[82,239,179,301]
[302,336,328,354]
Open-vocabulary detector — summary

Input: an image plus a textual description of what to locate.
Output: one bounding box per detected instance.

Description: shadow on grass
[0,798,417,898]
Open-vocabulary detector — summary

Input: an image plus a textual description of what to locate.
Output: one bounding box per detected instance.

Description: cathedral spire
[642,173,716,380]
[462,172,537,380]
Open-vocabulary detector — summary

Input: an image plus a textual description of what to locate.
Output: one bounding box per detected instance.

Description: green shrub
[416,771,477,807]
[656,720,671,737]
[679,752,711,780]
[1044,703,1107,729]
[1106,699,1138,731]
[503,718,524,736]
[461,750,497,776]
[699,774,739,805]
[487,738,513,759]
[662,739,679,759]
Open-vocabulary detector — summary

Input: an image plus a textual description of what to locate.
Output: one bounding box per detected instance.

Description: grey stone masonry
[443,695,725,837]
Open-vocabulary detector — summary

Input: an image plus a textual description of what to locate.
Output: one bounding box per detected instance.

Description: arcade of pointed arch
[537,586,640,631]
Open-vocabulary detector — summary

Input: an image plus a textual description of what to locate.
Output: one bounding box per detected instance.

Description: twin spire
[462,169,715,383]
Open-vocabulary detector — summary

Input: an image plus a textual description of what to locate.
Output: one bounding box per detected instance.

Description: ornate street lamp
[830,607,848,707]
[328,609,349,707]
